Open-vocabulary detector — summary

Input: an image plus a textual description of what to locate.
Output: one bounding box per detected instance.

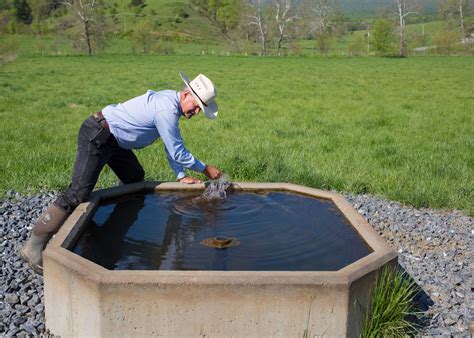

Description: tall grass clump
[360,266,422,337]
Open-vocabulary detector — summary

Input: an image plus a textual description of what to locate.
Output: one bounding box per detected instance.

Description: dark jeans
[55,116,145,213]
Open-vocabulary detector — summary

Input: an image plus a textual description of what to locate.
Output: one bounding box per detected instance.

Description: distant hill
[268,0,442,18]
[337,0,441,17]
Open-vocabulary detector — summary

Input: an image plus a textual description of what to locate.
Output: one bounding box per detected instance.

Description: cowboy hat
[179,71,218,119]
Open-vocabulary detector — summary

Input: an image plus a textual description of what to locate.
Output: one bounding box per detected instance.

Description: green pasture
[0,55,472,215]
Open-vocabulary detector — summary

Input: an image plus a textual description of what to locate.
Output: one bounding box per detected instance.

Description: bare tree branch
[394,0,420,56]
[61,0,100,55]
[273,0,298,56]
[247,0,268,55]
[307,0,334,56]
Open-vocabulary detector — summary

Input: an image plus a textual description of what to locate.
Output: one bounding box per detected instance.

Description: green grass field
[0,55,472,215]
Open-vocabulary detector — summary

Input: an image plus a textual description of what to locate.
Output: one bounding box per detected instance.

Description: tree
[190,0,243,39]
[372,18,395,54]
[216,0,243,35]
[13,0,32,24]
[307,0,335,56]
[272,0,298,56]
[439,0,470,44]
[248,0,270,55]
[29,0,63,34]
[61,0,105,55]
[394,0,420,56]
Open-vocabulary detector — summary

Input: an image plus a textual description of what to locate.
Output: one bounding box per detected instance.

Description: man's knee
[55,189,92,213]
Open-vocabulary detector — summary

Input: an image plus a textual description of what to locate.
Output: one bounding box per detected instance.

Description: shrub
[130,19,155,53]
[347,34,367,57]
[151,41,174,55]
[0,10,14,34]
[359,266,422,337]
[0,35,18,65]
[372,19,396,55]
[432,30,460,55]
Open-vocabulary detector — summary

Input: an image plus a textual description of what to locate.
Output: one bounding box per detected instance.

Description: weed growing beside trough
[360,266,422,337]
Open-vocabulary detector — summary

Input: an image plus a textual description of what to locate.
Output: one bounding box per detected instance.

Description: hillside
[337,0,441,17]
[111,0,224,44]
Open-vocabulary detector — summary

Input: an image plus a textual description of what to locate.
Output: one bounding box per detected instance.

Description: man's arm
[163,146,221,182]
[163,145,187,180]
[154,108,221,182]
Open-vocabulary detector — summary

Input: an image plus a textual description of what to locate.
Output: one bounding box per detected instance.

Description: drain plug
[200,236,240,249]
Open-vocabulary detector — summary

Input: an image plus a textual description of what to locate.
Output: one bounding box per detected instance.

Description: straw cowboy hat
[180,71,218,119]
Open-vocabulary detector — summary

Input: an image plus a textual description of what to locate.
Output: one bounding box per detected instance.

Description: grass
[0,54,472,215]
[359,266,422,337]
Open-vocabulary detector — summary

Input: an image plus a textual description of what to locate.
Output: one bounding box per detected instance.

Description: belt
[92,111,118,147]
[93,111,109,130]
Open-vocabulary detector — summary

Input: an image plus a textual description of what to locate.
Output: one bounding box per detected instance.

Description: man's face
[181,91,202,119]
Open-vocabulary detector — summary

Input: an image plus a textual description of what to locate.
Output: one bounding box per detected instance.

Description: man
[21,72,222,274]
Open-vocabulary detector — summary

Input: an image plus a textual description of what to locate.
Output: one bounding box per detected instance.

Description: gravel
[1,190,472,336]
[345,193,473,336]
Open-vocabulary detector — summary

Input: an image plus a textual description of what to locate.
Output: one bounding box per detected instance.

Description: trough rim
[44,181,397,286]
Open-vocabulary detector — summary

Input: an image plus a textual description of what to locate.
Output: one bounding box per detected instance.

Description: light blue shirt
[102,90,205,180]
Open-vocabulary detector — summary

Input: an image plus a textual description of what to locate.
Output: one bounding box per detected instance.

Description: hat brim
[180,71,218,119]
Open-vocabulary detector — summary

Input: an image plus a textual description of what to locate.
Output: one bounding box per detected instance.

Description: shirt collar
[176,91,183,118]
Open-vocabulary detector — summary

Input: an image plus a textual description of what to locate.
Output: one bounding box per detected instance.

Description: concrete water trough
[43,182,397,337]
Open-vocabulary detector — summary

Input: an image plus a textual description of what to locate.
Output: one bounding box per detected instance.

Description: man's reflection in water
[160,196,222,270]
[164,196,235,270]
[76,194,145,269]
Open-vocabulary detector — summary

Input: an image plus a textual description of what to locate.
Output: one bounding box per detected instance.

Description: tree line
[192,0,472,56]
[0,0,472,57]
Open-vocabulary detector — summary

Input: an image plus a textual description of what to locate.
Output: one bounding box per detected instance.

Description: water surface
[72,191,372,271]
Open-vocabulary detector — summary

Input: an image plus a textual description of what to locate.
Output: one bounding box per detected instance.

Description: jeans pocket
[89,127,112,148]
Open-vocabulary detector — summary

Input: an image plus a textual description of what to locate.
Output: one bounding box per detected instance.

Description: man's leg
[107,147,145,184]
[21,116,113,274]
[55,118,114,213]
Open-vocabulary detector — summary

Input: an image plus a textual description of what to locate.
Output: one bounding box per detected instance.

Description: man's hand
[178,176,202,184]
[203,165,222,180]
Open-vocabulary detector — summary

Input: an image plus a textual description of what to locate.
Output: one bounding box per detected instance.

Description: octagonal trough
[43,182,397,337]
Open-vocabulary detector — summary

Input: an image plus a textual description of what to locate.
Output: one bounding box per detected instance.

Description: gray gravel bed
[345,193,473,336]
[1,190,472,336]
[1,191,56,336]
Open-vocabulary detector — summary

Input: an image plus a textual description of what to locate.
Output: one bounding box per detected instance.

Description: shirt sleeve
[153,107,206,179]
[164,145,186,180]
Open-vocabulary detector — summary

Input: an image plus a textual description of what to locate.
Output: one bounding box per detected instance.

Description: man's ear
[179,89,188,101]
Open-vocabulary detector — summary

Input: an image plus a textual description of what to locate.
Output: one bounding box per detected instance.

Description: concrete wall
[43,182,397,337]
[44,250,102,336]
[99,282,349,337]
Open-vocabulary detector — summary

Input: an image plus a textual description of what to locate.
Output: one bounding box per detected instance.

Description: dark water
[72,191,372,271]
